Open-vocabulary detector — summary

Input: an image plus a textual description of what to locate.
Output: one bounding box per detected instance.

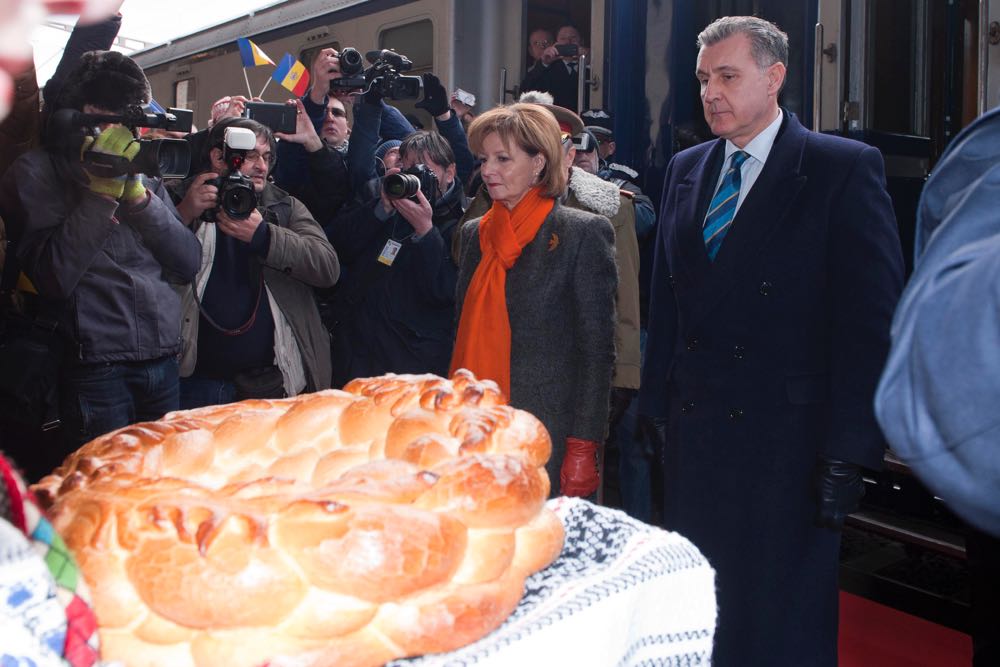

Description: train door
[815,0,997,271]
[520,0,604,112]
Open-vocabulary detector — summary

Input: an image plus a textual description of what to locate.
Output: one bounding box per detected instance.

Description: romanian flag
[272,53,311,96]
[237,37,275,68]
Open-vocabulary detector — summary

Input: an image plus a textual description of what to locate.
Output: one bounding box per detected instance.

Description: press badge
[378,239,402,266]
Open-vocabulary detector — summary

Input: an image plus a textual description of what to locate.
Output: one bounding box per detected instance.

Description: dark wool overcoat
[637,112,905,666]
[456,202,617,495]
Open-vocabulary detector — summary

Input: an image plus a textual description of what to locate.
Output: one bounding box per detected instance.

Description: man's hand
[209,95,250,128]
[635,414,667,461]
[540,45,560,66]
[121,175,146,206]
[815,457,865,530]
[80,125,139,200]
[309,47,340,104]
[216,207,263,243]
[450,96,473,124]
[275,99,323,152]
[561,437,600,497]
[414,73,450,119]
[391,189,433,237]
[176,172,219,225]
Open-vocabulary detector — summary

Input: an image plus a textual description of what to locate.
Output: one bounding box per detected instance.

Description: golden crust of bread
[35,371,564,667]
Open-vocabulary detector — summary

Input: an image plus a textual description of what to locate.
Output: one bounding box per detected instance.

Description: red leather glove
[560,437,600,497]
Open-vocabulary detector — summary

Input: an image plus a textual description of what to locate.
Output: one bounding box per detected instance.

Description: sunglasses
[325,107,347,118]
[560,132,572,145]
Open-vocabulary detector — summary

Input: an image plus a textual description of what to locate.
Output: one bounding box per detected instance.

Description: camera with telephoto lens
[47,104,193,178]
[202,127,259,222]
[382,163,439,205]
[330,47,423,100]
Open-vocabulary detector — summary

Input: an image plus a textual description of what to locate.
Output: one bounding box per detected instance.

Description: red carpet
[839,592,972,666]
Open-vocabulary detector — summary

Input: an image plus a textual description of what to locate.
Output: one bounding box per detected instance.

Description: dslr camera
[382,163,439,206]
[203,127,259,222]
[47,104,193,178]
[330,47,423,100]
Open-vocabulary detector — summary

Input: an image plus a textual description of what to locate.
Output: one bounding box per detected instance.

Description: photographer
[0,51,200,473]
[521,24,590,111]
[273,98,352,227]
[170,117,339,407]
[273,47,414,197]
[327,130,467,387]
[349,70,475,201]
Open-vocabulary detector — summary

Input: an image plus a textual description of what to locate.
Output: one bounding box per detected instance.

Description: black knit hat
[53,50,151,113]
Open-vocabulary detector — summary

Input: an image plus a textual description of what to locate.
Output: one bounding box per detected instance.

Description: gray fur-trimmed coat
[455,201,617,495]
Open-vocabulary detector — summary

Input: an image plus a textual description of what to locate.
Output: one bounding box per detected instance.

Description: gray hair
[697,16,788,69]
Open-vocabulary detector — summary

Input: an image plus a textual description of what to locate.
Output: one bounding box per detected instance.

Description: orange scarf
[450,186,554,397]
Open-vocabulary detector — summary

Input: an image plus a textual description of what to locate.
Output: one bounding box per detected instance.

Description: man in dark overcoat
[637,16,904,666]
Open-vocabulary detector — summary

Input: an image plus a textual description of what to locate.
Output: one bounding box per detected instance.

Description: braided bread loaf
[34,371,564,667]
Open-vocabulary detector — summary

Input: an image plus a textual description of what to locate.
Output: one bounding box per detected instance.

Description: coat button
[668,274,676,286]
[729,408,744,420]
[686,337,699,351]
[759,281,772,296]
[681,401,695,414]
[733,345,745,360]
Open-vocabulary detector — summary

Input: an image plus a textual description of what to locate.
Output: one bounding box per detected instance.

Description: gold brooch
[548,233,559,251]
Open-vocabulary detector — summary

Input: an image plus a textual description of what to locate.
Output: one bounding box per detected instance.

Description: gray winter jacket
[456,202,617,495]
[0,150,201,363]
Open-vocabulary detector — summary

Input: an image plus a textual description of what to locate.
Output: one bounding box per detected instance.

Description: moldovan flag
[272,54,311,96]
[237,37,275,67]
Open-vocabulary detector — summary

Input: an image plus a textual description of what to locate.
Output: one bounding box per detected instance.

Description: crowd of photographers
[0,21,657,523]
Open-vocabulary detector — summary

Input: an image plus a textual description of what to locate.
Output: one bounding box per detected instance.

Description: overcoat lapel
[674,140,725,285]
[688,112,809,330]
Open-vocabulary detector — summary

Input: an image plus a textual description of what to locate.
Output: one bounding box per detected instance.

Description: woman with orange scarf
[451,103,617,497]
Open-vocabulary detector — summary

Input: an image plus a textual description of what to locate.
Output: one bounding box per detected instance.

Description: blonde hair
[467,103,566,198]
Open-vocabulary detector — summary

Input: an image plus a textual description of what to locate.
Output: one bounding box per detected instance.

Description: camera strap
[192,267,265,337]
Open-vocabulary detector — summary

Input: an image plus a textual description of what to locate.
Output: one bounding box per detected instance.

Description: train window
[300,42,341,72]
[175,78,195,110]
[378,19,433,70]
[867,0,930,137]
[377,20,433,127]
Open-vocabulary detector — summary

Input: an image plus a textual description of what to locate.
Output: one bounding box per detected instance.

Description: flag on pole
[237,37,275,68]
[272,53,311,96]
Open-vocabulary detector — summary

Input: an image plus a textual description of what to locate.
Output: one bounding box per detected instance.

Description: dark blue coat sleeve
[824,146,904,468]
[434,110,475,188]
[637,158,680,419]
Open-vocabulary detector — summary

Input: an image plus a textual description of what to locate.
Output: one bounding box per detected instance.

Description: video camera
[382,163,438,206]
[203,127,258,222]
[47,104,193,179]
[330,47,423,100]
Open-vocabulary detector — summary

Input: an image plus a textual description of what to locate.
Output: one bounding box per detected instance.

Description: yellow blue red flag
[272,53,311,96]
[237,37,275,68]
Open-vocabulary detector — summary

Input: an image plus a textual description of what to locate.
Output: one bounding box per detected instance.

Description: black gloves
[414,73,450,117]
[635,414,668,461]
[608,387,637,429]
[815,457,865,530]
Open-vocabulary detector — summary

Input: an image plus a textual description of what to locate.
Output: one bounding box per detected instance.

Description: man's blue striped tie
[703,150,749,261]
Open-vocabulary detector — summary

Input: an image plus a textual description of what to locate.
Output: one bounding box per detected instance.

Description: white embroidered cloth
[391,498,717,666]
